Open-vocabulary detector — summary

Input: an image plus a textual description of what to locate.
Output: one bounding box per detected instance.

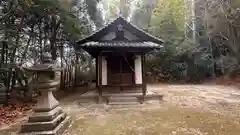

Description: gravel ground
[149,84,240,116]
[60,83,240,117]
[1,83,240,135]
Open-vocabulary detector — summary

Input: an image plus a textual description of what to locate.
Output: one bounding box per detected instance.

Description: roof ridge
[76,16,123,43]
[76,16,164,45]
[123,18,164,43]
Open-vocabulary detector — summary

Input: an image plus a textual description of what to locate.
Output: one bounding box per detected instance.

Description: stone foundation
[20,106,71,135]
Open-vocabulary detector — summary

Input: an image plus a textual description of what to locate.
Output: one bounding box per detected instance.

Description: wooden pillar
[69,67,71,87]
[74,56,79,87]
[120,57,123,91]
[63,69,66,88]
[141,53,147,97]
[98,52,103,103]
[95,56,99,88]
[60,45,64,89]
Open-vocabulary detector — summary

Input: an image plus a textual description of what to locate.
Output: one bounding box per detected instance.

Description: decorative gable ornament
[117,24,124,31]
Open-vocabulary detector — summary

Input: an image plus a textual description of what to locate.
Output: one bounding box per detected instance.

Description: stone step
[103,93,143,97]
[108,96,139,105]
[20,116,71,135]
[108,102,139,105]
[108,96,139,103]
[109,104,144,108]
[21,112,66,132]
[28,106,63,122]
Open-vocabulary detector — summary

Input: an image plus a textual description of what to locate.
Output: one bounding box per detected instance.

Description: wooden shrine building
[76,16,164,103]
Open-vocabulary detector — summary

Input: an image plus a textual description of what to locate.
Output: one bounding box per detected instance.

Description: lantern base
[20,106,71,135]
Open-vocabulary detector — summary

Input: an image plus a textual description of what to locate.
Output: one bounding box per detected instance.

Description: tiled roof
[81,41,163,48]
[76,16,164,45]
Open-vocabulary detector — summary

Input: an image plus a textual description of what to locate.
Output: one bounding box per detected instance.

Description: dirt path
[1,83,240,135]
[60,83,240,135]
[149,84,240,116]
[60,83,240,117]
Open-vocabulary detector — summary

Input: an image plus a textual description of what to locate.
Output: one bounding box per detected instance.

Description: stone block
[108,102,139,105]
[19,116,71,135]
[28,106,63,122]
[21,113,66,132]
[108,96,139,103]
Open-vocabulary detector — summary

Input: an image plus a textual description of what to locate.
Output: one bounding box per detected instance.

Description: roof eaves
[81,41,162,48]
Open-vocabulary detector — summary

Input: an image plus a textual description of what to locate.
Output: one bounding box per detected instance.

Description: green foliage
[146,37,213,82]
[144,0,234,82]
[85,0,103,28]
[0,0,99,102]
[130,0,154,29]
[149,0,185,39]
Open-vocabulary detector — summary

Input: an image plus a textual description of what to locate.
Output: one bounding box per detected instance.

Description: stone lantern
[20,52,71,135]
